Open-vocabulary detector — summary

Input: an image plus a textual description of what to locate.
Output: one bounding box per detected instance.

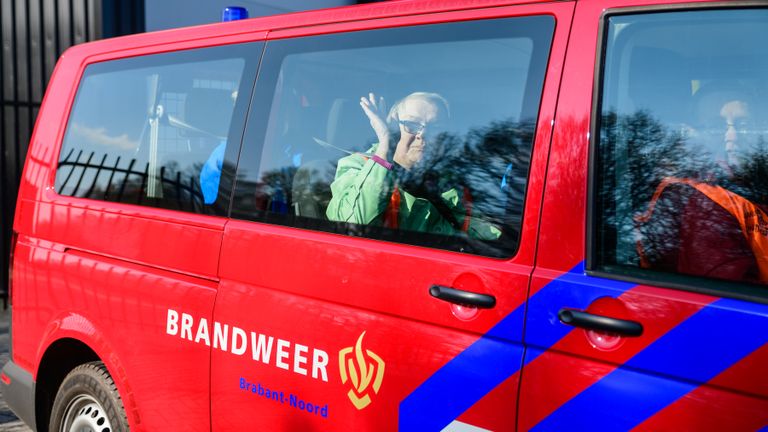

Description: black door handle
[558,308,643,337]
[429,285,496,309]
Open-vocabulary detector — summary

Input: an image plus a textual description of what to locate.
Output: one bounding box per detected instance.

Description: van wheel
[49,361,129,432]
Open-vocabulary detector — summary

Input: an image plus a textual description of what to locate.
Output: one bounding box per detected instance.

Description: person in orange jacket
[637,92,768,284]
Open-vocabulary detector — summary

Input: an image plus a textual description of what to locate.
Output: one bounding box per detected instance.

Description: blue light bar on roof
[222,6,249,22]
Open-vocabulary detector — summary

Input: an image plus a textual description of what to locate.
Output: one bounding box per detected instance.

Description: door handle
[558,308,643,337]
[429,285,496,309]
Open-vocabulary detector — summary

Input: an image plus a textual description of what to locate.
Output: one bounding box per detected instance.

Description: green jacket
[326,148,501,240]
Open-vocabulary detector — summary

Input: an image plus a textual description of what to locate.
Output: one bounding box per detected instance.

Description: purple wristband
[371,155,393,170]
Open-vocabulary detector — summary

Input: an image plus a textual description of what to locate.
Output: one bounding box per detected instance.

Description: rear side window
[594,8,768,294]
[232,16,554,257]
[55,43,260,214]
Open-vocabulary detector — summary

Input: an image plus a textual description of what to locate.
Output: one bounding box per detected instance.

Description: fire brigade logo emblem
[338,331,385,410]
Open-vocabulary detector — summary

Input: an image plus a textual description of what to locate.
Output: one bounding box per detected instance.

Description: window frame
[228,15,556,259]
[230,15,557,260]
[586,1,768,304]
[53,41,263,217]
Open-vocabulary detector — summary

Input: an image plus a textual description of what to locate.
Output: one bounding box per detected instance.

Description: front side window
[232,16,554,257]
[595,9,768,292]
[55,43,260,214]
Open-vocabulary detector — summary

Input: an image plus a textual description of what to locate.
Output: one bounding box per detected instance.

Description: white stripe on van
[441,420,491,432]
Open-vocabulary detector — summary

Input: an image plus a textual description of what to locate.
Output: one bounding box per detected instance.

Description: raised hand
[360,92,391,158]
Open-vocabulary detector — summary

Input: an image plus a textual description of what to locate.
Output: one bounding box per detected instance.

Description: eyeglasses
[399,119,448,137]
[398,119,428,135]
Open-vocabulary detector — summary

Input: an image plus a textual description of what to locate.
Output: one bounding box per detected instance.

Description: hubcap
[60,394,113,432]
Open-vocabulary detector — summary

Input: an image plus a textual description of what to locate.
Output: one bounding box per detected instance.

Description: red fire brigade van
[2,0,767,430]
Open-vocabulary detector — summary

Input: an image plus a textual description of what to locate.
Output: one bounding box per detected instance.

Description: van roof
[63,0,561,59]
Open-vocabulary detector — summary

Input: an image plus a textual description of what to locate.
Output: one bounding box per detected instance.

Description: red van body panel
[521,0,768,430]
[5,0,768,430]
[10,20,267,432]
[211,3,573,430]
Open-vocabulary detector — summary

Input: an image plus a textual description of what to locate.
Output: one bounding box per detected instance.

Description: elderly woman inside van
[326,91,500,240]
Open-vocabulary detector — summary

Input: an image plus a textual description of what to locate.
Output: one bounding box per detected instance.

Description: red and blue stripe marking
[399,262,768,431]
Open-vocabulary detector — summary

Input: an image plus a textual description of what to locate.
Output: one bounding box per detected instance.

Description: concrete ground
[0,308,33,432]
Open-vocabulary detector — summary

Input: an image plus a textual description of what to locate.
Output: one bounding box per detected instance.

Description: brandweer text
[166,309,329,381]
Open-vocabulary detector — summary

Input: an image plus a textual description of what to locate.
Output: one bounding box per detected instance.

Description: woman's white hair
[387,92,451,123]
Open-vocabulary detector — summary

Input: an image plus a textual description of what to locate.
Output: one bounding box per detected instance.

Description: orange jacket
[636,177,768,283]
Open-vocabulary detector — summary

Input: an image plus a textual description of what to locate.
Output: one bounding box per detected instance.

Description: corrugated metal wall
[0,0,144,301]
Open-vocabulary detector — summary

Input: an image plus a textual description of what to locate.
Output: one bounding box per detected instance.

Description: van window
[231,16,554,257]
[55,43,259,214]
[594,9,768,291]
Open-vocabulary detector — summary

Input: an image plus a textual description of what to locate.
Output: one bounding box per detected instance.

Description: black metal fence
[57,148,207,213]
[0,0,144,302]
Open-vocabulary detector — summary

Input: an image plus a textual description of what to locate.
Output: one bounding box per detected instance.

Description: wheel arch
[35,337,100,431]
[34,312,137,431]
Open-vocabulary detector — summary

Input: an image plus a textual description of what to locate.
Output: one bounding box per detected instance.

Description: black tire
[49,361,129,432]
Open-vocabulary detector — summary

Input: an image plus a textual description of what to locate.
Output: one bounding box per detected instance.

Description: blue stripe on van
[398,305,526,432]
[532,297,768,431]
[399,262,637,431]
[522,262,637,363]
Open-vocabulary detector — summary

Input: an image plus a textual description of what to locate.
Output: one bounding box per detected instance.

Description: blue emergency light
[222,6,249,22]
